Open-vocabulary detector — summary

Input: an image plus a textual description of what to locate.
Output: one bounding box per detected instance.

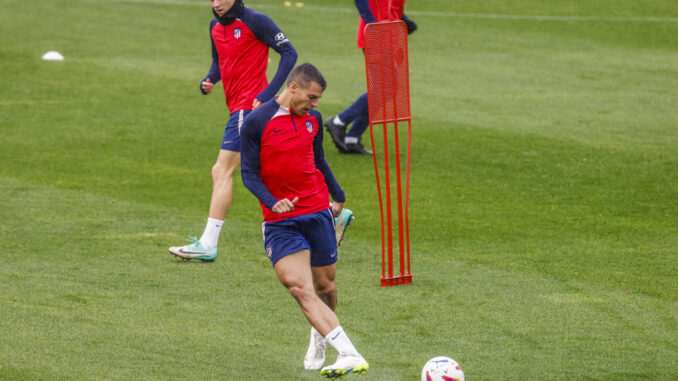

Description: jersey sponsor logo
[234,27,241,39]
[306,120,313,133]
[274,32,289,46]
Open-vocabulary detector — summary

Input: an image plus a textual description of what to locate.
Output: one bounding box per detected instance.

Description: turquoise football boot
[335,208,355,247]
[169,237,217,262]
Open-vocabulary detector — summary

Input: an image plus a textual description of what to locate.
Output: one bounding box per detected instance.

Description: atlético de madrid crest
[233,28,241,39]
[306,120,313,133]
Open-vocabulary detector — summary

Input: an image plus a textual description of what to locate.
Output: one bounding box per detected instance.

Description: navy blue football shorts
[221,109,251,152]
[262,208,338,267]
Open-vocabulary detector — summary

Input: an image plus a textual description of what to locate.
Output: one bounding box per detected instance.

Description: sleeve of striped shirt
[240,105,280,210]
[354,0,376,24]
[201,19,221,94]
[311,111,346,203]
[246,11,298,103]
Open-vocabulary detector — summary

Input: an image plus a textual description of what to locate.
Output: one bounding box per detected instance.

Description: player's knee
[211,162,231,182]
[315,281,336,299]
[212,157,239,182]
[211,162,223,180]
[288,285,314,304]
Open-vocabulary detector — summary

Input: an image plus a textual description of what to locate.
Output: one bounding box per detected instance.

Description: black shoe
[324,116,348,153]
[345,142,373,155]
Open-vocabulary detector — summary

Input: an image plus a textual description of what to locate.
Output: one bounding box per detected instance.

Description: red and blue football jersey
[355,0,406,48]
[203,7,297,113]
[241,100,345,222]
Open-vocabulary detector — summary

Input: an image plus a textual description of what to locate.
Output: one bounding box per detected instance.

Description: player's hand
[272,197,299,214]
[252,99,263,109]
[331,202,344,218]
[201,78,214,94]
[405,19,418,34]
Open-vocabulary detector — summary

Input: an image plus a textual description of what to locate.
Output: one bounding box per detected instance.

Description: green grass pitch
[1,0,677,379]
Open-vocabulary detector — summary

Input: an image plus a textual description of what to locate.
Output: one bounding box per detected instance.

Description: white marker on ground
[42,51,64,61]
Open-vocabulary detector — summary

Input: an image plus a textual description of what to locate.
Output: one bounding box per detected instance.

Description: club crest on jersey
[233,28,241,39]
[306,121,313,133]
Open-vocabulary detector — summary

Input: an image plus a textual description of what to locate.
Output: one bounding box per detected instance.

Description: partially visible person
[325,0,417,155]
[169,0,297,261]
[240,63,369,378]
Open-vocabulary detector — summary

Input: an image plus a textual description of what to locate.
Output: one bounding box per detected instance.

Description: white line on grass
[415,11,678,23]
[115,0,678,24]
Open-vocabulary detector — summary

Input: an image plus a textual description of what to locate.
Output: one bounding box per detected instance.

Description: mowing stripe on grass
[114,0,678,23]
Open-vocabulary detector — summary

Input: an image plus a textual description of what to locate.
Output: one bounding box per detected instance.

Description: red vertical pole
[405,119,412,276]
[382,123,393,279]
[369,124,386,281]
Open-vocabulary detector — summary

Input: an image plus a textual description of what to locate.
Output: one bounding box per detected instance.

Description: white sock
[325,326,360,357]
[333,115,345,126]
[199,218,223,250]
[312,326,326,343]
[344,136,359,145]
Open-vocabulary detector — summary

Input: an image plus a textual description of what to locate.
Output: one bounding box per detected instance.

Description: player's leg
[302,210,337,370]
[265,216,339,334]
[344,114,372,155]
[206,148,240,221]
[338,92,368,127]
[203,110,247,244]
[302,210,368,377]
[274,250,340,336]
[324,115,348,153]
[275,251,366,377]
[325,92,368,153]
[304,325,327,370]
[169,110,248,261]
[312,264,337,310]
[305,209,340,311]
[320,323,369,378]
[304,263,336,370]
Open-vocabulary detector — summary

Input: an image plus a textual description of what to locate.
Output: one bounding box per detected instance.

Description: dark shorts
[221,109,251,152]
[262,208,338,267]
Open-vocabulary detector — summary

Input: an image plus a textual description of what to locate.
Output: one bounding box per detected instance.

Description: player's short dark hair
[287,63,327,91]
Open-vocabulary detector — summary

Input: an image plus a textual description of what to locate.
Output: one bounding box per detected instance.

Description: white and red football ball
[421,356,465,381]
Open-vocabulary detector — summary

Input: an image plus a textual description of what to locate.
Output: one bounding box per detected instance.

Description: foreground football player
[169,0,297,261]
[240,63,369,378]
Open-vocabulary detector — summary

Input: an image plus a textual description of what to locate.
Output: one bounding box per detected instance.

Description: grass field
[1,0,677,379]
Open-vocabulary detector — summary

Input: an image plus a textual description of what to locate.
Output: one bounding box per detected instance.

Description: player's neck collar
[274,94,291,111]
[213,0,245,26]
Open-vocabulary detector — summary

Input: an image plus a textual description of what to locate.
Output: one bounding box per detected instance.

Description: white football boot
[320,353,369,378]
